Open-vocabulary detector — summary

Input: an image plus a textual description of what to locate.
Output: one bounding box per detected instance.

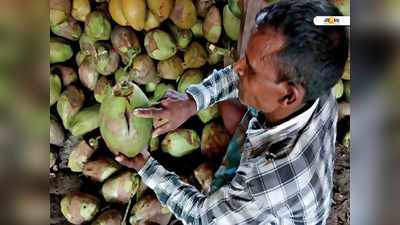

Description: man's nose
[233,57,246,77]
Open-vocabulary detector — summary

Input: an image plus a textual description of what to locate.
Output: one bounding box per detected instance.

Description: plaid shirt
[139,65,337,225]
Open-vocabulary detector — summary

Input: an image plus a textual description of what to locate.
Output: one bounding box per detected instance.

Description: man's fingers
[152,123,173,137]
[115,154,134,167]
[134,108,164,118]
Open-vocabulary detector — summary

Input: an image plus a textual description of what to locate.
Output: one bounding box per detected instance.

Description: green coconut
[223,5,241,41]
[228,0,242,18]
[50,0,71,26]
[111,26,142,67]
[342,57,350,80]
[71,0,91,22]
[207,44,230,65]
[198,104,219,123]
[177,69,203,93]
[83,157,122,182]
[56,85,85,129]
[167,21,193,50]
[129,194,172,225]
[333,79,344,99]
[195,0,214,18]
[194,162,217,194]
[94,76,113,103]
[201,122,230,160]
[50,74,62,106]
[50,38,74,64]
[203,6,222,43]
[130,54,161,85]
[60,192,100,224]
[51,65,78,86]
[157,55,184,80]
[79,33,97,58]
[149,83,175,104]
[331,0,350,16]
[68,139,97,172]
[101,171,140,204]
[191,19,204,38]
[78,56,99,91]
[344,80,350,101]
[144,29,177,60]
[85,11,111,41]
[144,10,162,31]
[91,209,122,225]
[146,0,173,21]
[161,129,200,157]
[150,136,159,152]
[99,81,153,157]
[93,43,120,76]
[69,104,100,137]
[343,131,350,149]
[51,16,82,41]
[50,115,65,147]
[170,0,197,29]
[183,42,207,69]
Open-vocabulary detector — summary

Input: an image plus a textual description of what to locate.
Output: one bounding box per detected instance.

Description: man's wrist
[186,93,198,116]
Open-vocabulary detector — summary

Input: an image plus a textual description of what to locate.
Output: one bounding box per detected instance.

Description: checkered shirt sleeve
[139,89,338,225]
[185,65,239,112]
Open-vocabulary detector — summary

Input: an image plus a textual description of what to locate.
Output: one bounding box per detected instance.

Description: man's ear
[278,81,305,107]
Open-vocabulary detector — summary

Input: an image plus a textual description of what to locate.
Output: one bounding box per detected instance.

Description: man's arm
[186,65,239,112]
[137,157,272,225]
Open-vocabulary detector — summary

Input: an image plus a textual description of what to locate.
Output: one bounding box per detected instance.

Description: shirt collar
[244,99,320,156]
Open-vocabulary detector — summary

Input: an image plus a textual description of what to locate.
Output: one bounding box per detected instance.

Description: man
[115,0,348,224]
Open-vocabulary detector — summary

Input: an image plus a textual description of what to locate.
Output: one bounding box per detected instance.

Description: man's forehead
[247,27,285,56]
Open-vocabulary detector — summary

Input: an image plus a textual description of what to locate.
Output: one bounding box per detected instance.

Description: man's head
[234,0,348,119]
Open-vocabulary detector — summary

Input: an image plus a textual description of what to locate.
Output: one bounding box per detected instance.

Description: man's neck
[263,101,314,128]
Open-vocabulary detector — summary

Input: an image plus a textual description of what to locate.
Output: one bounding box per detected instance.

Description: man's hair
[255,0,349,102]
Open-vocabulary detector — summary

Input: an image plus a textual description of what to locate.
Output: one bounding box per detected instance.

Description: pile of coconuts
[49,0,350,224]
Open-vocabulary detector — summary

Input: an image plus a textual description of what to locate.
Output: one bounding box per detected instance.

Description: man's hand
[115,148,151,172]
[134,90,197,137]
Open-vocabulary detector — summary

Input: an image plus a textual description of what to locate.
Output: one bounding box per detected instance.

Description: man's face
[233,26,287,113]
